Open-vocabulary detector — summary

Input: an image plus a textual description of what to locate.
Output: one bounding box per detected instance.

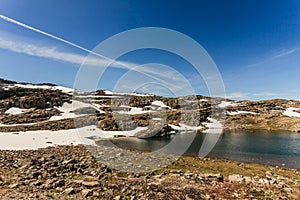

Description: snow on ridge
[104,90,151,97]
[51,86,74,94]
[116,101,171,114]
[283,107,300,118]
[218,101,236,108]
[74,95,121,99]
[6,83,153,97]
[227,111,258,115]
[7,83,75,94]
[151,101,171,109]
[116,107,151,115]
[104,90,114,95]
[50,100,105,121]
[5,107,29,115]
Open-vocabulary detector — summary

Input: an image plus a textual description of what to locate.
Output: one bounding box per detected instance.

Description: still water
[103,131,300,169]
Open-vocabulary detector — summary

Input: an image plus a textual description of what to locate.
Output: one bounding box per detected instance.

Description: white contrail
[0,14,108,59]
[0,14,190,93]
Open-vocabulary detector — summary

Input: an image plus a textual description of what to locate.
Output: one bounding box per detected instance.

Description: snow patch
[169,124,203,131]
[283,107,300,118]
[203,118,223,134]
[49,100,105,121]
[0,125,149,150]
[5,107,28,115]
[8,83,74,94]
[104,90,114,95]
[104,90,150,97]
[0,126,96,150]
[228,111,258,115]
[75,95,121,99]
[218,101,235,108]
[152,118,162,121]
[151,101,171,109]
[117,107,151,115]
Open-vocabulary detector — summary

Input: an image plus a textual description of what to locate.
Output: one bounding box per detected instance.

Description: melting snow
[50,100,105,121]
[218,101,235,108]
[7,83,74,94]
[0,126,95,150]
[5,107,28,115]
[74,95,121,99]
[228,111,258,115]
[169,124,203,131]
[283,107,300,118]
[151,101,171,109]
[203,118,223,134]
[200,99,208,102]
[104,90,150,97]
[0,125,148,150]
[152,118,162,121]
[117,107,151,115]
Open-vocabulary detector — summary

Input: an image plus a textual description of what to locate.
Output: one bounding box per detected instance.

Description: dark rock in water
[135,124,175,138]
[113,135,126,138]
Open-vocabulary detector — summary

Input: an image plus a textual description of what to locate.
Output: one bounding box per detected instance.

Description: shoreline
[99,137,300,171]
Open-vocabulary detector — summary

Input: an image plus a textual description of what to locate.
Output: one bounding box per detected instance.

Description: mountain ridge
[1,78,300,135]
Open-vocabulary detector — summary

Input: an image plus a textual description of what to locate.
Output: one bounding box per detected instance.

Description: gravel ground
[0,145,299,199]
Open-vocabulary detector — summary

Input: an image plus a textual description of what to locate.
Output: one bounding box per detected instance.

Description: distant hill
[0,78,300,134]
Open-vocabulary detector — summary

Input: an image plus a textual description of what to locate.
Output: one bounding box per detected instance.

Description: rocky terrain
[0,78,300,199]
[1,78,300,136]
[0,145,299,199]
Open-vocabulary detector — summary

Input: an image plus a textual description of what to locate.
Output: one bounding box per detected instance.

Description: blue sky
[0,0,300,100]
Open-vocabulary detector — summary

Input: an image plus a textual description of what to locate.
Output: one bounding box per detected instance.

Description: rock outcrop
[1,78,300,135]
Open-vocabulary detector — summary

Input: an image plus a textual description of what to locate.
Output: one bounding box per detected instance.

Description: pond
[99,130,300,169]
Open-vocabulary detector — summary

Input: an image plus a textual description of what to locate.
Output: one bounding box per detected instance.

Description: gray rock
[64,188,75,195]
[82,189,93,197]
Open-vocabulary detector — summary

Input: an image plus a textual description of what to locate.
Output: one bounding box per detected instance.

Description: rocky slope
[0,79,300,199]
[0,145,299,199]
[1,78,300,136]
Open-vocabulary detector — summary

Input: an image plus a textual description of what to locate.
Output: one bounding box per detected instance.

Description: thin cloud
[0,37,195,95]
[226,92,247,99]
[247,46,300,68]
[0,14,95,56]
[0,14,188,92]
[0,14,207,96]
[272,47,300,59]
[0,37,132,67]
[252,92,279,97]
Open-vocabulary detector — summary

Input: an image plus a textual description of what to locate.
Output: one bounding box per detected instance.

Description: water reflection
[97,131,300,169]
